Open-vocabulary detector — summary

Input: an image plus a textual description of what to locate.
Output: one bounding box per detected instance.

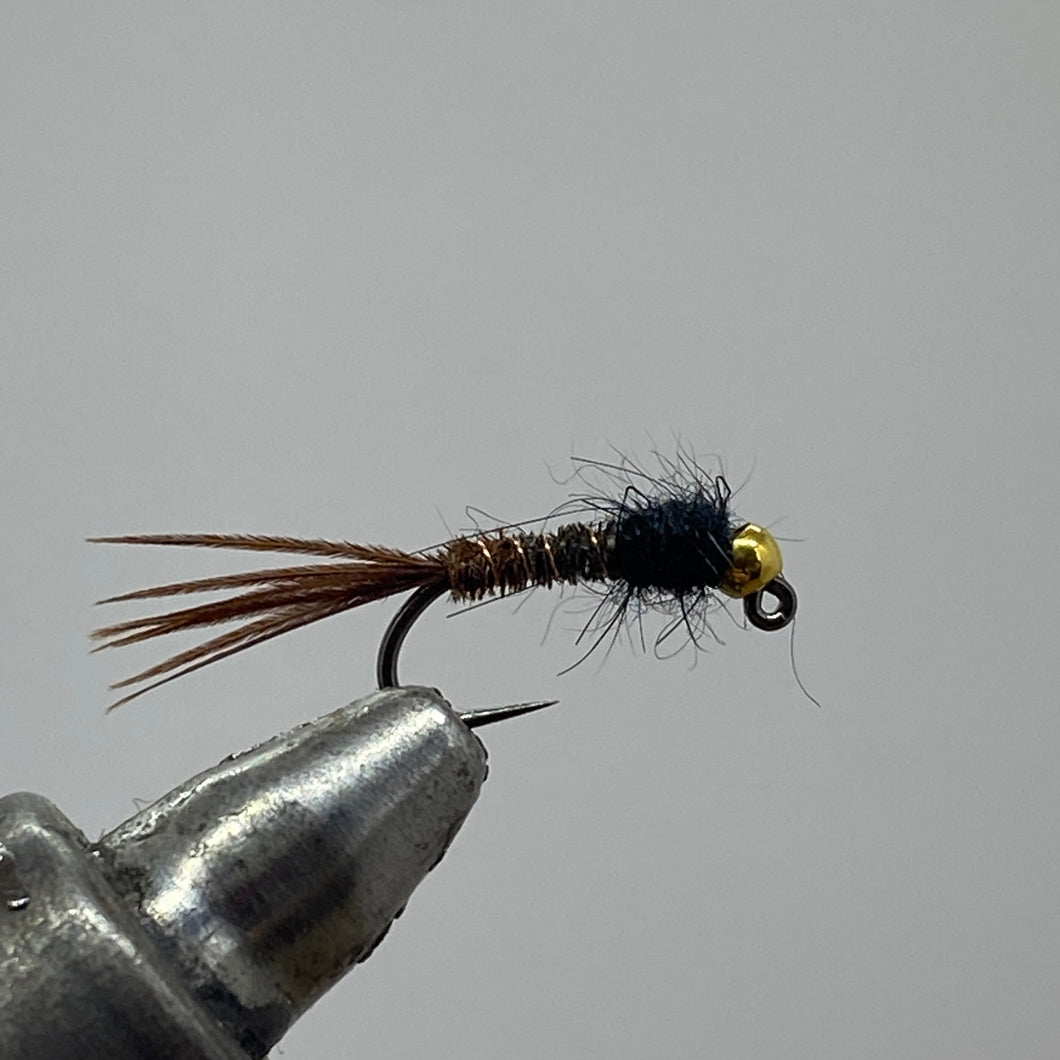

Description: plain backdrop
[2,5,1058,1058]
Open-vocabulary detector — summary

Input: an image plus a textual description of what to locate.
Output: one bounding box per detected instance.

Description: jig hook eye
[743,575,797,632]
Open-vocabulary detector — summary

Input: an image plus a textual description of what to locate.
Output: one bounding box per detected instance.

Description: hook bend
[376,583,557,730]
[376,582,448,689]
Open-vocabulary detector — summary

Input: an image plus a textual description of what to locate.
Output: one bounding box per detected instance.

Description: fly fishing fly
[91,454,798,708]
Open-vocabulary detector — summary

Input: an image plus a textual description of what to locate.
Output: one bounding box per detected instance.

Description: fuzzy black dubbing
[604,490,733,594]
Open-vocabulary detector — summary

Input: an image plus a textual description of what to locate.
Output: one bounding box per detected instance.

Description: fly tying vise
[90,458,798,709]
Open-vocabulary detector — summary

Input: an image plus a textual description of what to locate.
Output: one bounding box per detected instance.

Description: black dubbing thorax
[603,496,733,593]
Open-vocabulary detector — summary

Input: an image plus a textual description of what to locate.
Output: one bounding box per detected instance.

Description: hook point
[459,700,558,729]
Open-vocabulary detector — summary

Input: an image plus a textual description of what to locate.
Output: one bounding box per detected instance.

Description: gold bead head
[718,524,783,599]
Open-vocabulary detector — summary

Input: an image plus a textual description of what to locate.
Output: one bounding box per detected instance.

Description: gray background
[2,5,1058,1058]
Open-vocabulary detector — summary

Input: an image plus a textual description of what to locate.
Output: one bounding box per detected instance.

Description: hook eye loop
[744,575,797,632]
